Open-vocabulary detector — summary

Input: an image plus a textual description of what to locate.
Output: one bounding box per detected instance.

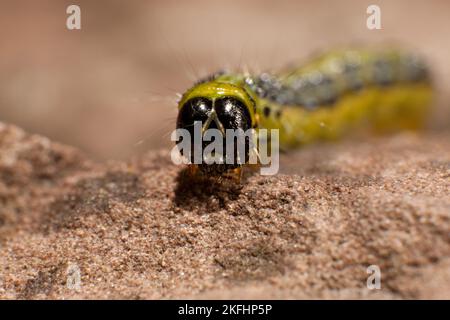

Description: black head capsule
[176,97,213,132]
[176,97,212,161]
[176,96,253,175]
[214,97,252,131]
[209,97,253,174]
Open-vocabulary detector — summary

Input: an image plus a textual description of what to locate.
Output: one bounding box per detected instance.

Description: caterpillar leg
[222,167,244,184]
[185,164,200,179]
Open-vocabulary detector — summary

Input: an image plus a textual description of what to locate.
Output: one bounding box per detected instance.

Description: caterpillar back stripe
[246,50,428,107]
[175,48,433,176]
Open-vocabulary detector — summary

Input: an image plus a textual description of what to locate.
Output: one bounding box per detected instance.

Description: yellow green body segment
[176,48,433,174]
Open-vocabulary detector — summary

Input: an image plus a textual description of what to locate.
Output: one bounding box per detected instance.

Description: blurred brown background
[0,0,449,159]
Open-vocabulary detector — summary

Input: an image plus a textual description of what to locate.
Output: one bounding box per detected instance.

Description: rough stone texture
[0,122,449,299]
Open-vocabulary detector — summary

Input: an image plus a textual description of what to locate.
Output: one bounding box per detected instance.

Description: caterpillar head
[176,81,256,175]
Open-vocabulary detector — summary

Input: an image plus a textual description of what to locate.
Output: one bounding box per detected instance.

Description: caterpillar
[175,48,433,177]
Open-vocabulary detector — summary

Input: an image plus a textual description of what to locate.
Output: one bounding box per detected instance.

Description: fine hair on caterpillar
[172,47,433,180]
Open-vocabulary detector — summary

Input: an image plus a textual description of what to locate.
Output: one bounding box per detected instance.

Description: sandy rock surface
[0,122,449,299]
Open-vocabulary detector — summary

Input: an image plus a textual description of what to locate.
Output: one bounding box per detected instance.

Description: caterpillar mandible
[175,48,432,177]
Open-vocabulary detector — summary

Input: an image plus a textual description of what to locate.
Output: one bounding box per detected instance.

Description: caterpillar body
[176,48,433,176]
